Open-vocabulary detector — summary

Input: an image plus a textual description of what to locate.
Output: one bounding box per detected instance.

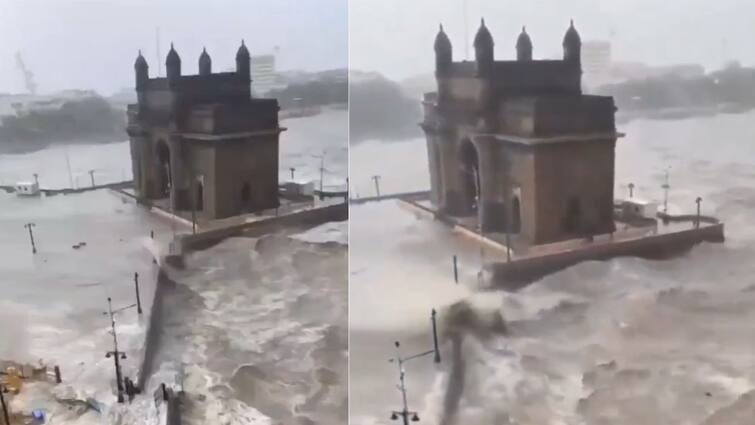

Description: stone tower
[126,41,284,220]
[421,20,620,245]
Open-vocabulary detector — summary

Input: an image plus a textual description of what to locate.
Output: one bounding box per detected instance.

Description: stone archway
[458,139,480,216]
[155,140,171,198]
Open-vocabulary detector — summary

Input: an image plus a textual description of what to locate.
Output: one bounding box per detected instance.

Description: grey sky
[0,0,347,95]
[350,0,755,80]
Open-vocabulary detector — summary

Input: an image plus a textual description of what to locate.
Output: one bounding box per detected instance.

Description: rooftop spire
[199,46,212,75]
[473,17,494,49]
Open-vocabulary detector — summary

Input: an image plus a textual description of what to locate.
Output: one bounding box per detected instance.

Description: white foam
[290,221,348,245]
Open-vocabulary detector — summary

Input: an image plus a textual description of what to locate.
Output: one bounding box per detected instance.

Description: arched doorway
[510,196,521,234]
[458,139,480,215]
[563,197,582,235]
[240,182,251,211]
[156,140,171,197]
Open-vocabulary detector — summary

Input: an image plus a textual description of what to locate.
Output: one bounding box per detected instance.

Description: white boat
[15,181,40,197]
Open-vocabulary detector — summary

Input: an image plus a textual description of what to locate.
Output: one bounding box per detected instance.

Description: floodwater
[350,110,755,425]
[150,224,347,425]
[0,108,347,423]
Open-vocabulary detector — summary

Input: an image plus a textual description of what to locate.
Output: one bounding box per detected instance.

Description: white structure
[620,199,658,220]
[281,180,315,196]
[15,181,40,197]
[582,40,612,88]
[250,54,283,95]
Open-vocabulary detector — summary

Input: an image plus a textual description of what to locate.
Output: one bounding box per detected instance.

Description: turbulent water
[350,110,755,425]
[151,225,347,425]
[0,109,347,423]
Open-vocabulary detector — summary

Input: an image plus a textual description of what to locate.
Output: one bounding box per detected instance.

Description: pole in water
[54,365,62,384]
[662,169,670,213]
[134,272,143,314]
[372,175,381,197]
[0,385,9,425]
[695,196,702,228]
[452,255,458,283]
[431,308,441,363]
[89,170,96,188]
[628,182,635,199]
[290,167,295,180]
[24,222,36,254]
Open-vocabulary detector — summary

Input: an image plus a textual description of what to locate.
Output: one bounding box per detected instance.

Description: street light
[24,222,36,254]
[371,175,382,197]
[103,297,136,403]
[695,196,703,228]
[0,384,10,425]
[661,168,670,213]
[388,309,441,425]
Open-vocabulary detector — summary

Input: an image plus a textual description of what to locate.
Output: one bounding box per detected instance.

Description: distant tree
[349,76,422,143]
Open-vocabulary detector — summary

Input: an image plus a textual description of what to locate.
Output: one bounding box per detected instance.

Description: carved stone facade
[422,20,620,245]
[127,42,283,219]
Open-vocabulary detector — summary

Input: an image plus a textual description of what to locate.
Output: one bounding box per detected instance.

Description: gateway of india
[421,19,621,246]
[126,41,283,219]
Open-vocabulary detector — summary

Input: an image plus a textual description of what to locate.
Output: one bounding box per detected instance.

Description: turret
[199,47,212,75]
[434,24,452,75]
[166,43,181,81]
[236,40,251,81]
[563,19,581,65]
[134,50,148,90]
[516,26,532,61]
[473,18,494,76]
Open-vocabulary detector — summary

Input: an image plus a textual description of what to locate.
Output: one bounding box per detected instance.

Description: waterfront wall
[489,222,725,287]
[176,202,347,252]
[136,268,173,391]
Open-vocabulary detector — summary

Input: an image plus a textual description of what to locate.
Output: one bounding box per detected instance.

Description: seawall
[175,202,348,252]
[489,222,725,288]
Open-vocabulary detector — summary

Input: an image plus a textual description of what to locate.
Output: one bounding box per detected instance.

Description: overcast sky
[350,0,755,81]
[0,0,347,95]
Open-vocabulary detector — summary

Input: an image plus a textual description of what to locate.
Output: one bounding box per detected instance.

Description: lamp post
[389,309,441,425]
[0,385,10,425]
[134,273,143,314]
[661,168,670,214]
[695,196,702,228]
[628,182,635,199]
[103,297,136,403]
[372,175,382,198]
[24,222,36,254]
[290,167,296,180]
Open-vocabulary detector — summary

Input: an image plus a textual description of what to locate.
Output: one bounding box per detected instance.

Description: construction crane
[15,51,37,95]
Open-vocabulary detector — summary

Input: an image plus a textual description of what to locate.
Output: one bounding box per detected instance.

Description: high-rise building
[251,54,279,95]
[582,40,612,87]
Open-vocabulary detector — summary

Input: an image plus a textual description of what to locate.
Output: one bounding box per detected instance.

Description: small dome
[166,43,181,66]
[473,18,494,49]
[236,40,250,60]
[434,24,452,53]
[134,50,148,70]
[516,26,532,50]
[563,19,581,47]
[199,47,211,75]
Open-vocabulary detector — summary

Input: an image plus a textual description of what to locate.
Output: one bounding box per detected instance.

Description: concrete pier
[398,196,725,288]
